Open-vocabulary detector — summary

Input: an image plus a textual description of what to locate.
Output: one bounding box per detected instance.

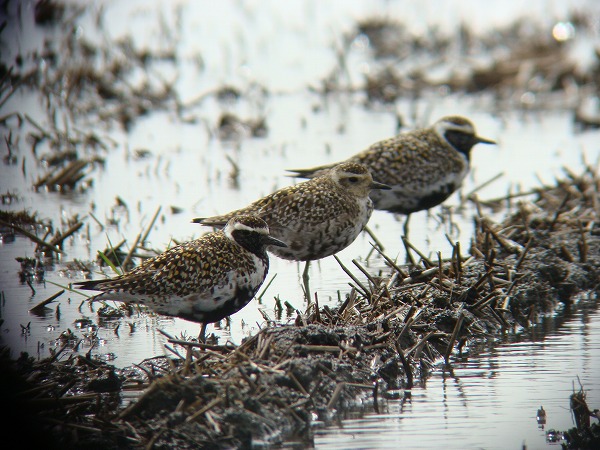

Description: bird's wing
[75,234,237,297]
[193,182,310,229]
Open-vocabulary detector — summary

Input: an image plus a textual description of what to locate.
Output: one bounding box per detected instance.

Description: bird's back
[196,164,378,261]
[76,232,267,316]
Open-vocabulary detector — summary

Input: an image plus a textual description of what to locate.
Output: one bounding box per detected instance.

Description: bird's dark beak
[263,236,287,248]
[476,135,496,145]
[370,180,392,190]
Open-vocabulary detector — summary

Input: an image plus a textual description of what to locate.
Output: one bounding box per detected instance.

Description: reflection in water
[314,301,600,450]
[537,405,547,429]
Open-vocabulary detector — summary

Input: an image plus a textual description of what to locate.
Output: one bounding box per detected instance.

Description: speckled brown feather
[350,128,466,187]
[81,232,257,297]
[288,116,495,214]
[74,215,286,326]
[195,162,390,261]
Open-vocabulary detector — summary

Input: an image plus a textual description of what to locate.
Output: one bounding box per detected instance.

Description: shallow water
[1,0,599,448]
[313,300,600,449]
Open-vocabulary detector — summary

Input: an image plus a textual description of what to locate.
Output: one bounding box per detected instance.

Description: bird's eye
[348,176,359,183]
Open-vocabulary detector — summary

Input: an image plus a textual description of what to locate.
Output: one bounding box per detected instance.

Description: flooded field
[1,0,599,448]
[314,300,600,450]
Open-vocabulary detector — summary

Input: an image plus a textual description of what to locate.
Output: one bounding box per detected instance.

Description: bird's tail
[75,278,114,291]
[286,164,333,179]
[191,217,227,228]
[71,279,111,303]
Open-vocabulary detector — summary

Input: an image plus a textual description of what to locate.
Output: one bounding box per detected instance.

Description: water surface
[314,301,600,450]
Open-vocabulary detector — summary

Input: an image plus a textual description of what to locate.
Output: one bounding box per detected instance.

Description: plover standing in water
[288,116,496,236]
[193,162,391,298]
[74,215,286,341]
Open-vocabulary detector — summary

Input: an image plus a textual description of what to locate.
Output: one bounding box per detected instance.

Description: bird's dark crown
[226,215,270,234]
[335,162,369,175]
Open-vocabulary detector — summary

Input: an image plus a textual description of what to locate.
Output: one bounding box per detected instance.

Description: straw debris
[2,164,598,449]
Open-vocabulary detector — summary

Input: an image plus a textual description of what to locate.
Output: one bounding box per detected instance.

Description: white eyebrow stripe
[234,222,267,233]
[434,120,474,139]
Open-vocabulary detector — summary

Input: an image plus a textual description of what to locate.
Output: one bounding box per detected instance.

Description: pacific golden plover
[74,215,286,341]
[288,116,496,235]
[193,162,391,297]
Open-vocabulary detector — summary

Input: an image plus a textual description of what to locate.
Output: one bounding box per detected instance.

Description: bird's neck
[443,130,474,160]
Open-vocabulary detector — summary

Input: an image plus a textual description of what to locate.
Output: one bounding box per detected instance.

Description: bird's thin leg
[403,214,413,264]
[403,214,411,238]
[302,261,311,302]
[198,323,207,342]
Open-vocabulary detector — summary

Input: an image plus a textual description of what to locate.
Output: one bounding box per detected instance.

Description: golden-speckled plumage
[194,162,390,262]
[75,215,286,328]
[288,116,495,215]
[85,233,255,297]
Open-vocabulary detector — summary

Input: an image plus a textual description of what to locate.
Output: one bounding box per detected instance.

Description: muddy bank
[2,165,599,449]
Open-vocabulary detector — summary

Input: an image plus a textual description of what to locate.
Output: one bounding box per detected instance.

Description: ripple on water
[314,307,600,450]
